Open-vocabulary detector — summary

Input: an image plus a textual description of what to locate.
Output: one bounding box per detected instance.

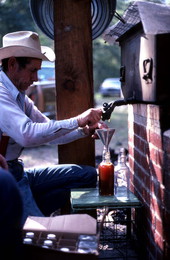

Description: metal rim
[29,0,116,40]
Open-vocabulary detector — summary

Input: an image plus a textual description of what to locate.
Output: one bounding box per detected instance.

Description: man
[0,31,105,222]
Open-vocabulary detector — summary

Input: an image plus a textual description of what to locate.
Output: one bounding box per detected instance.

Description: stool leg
[61,199,71,215]
[126,208,131,238]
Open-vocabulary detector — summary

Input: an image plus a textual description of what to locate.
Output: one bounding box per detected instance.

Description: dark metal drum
[29,0,116,40]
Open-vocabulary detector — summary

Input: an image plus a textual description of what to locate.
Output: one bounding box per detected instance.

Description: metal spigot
[101,98,135,121]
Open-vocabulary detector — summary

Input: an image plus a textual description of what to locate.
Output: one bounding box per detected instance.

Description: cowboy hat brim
[0,45,55,62]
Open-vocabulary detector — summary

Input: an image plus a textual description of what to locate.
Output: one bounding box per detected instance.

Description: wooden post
[53,0,95,166]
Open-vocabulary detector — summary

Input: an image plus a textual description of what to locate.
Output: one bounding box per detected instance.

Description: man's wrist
[78,127,89,136]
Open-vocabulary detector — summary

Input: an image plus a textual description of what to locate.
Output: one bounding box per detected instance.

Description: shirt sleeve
[0,88,82,147]
[49,127,88,145]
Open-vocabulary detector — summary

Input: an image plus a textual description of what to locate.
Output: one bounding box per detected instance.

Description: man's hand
[0,154,8,170]
[76,108,103,127]
[82,121,108,138]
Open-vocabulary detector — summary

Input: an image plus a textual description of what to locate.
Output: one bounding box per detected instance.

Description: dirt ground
[20,141,122,169]
[20,144,58,169]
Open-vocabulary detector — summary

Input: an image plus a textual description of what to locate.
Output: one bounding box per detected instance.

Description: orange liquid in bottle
[98,162,114,196]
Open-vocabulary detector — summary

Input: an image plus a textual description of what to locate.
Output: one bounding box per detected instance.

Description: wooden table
[71,187,142,211]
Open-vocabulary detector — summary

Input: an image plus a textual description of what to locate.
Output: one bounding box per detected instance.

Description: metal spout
[101,98,135,121]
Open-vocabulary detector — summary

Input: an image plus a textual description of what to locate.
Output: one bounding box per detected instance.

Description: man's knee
[0,169,23,257]
[0,169,21,200]
[0,169,23,222]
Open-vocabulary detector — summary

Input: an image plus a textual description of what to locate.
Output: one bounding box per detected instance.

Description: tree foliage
[93,0,128,90]
[0,0,34,39]
[0,0,53,47]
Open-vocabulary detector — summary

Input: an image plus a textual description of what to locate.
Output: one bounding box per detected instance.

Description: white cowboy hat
[0,31,55,62]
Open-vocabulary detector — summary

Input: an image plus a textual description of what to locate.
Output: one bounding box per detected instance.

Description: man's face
[8,57,42,92]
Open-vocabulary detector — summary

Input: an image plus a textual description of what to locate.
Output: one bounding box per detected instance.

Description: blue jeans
[26,164,97,216]
[8,160,97,221]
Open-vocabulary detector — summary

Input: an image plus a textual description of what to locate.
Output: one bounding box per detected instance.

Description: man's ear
[8,57,18,72]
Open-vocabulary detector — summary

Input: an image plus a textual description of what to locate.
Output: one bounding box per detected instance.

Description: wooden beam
[53,0,95,166]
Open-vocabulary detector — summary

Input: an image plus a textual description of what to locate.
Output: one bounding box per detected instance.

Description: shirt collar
[0,70,22,101]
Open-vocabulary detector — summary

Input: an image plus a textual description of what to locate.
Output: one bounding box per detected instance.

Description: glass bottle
[114,148,130,199]
[98,145,114,196]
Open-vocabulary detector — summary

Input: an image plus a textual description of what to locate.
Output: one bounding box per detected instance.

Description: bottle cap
[120,147,126,153]
[26,232,35,238]
[47,233,56,240]
[43,240,53,247]
[23,238,33,244]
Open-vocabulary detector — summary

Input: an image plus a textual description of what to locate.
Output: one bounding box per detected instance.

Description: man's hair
[1,57,32,72]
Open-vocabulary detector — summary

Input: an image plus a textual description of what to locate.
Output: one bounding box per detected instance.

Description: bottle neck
[102,146,111,163]
[117,151,127,165]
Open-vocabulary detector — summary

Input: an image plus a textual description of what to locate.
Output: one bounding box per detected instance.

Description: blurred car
[26,61,56,119]
[99,78,121,97]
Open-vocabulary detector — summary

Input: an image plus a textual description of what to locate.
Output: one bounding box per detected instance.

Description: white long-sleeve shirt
[0,71,86,161]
